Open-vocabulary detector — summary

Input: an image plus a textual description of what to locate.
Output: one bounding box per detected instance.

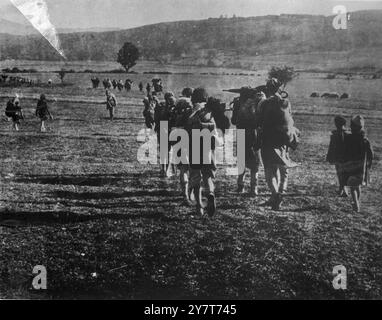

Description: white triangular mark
[10,0,66,59]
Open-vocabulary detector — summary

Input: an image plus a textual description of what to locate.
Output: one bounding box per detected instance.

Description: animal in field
[321,92,340,99]
[340,93,349,99]
[310,92,320,98]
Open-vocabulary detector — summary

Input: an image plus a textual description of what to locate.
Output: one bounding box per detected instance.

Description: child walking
[342,116,373,212]
[36,94,53,132]
[326,116,348,197]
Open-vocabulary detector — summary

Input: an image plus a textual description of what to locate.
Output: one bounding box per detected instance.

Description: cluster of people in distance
[4,94,53,132]
[327,115,373,213]
[91,77,163,96]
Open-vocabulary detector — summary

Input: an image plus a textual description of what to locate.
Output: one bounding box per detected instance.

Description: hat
[191,87,209,104]
[181,87,194,98]
[351,115,365,129]
[334,115,346,128]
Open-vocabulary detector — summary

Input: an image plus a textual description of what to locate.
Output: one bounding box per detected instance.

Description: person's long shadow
[0,209,183,227]
[53,189,177,200]
[15,172,155,187]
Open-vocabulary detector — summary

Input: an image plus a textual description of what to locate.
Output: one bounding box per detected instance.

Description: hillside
[1,10,382,67]
[0,18,36,36]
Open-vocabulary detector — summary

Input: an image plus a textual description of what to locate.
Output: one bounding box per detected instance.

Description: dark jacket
[36,100,51,120]
[259,95,296,149]
[344,131,373,167]
[326,129,348,164]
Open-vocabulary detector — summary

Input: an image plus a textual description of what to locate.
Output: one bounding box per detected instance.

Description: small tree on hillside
[117,42,140,72]
[58,69,66,83]
[268,66,297,89]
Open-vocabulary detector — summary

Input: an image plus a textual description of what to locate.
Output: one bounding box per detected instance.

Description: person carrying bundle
[230,87,266,196]
[258,78,300,210]
[5,94,24,132]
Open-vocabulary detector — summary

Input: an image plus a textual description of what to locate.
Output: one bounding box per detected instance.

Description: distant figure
[326,116,348,197]
[146,83,152,96]
[152,78,163,93]
[340,93,349,99]
[117,80,124,91]
[5,94,23,131]
[321,92,340,99]
[36,94,53,133]
[341,116,373,212]
[48,79,53,86]
[139,82,144,92]
[310,92,320,98]
[125,79,133,92]
[105,89,117,121]
[143,94,159,129]
[91,77,100,89]
[112,79,118,90]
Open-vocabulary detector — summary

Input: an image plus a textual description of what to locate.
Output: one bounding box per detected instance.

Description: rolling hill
[0,18,36,35]
[1,10,382,69]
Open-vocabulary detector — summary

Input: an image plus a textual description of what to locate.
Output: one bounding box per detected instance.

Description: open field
[0,64,381,299]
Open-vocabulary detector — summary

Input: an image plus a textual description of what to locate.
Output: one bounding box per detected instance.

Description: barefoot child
[342,116,373,212]
[326,115,348,197]
[36,94,53,132]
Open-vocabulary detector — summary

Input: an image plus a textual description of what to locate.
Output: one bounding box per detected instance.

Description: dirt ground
[0,69,381,299]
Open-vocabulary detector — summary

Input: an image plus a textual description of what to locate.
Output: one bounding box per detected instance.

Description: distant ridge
[0,10,382,64]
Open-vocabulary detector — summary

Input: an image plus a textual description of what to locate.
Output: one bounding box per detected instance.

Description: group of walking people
[327,115,373,212]
[3,76,374,215]
[142,78,374,215]
[4,94,53,132]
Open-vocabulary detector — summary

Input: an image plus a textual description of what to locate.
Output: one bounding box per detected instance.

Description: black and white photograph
[0,0,381,303]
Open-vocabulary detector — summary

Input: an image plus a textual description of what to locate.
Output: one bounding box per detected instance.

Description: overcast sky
[1,0,382,29]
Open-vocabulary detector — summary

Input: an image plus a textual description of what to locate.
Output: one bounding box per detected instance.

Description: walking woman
[342,116,373,212]
[36,94,53,132]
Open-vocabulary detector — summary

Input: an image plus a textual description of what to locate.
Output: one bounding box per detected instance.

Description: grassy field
[0,65,381,299]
